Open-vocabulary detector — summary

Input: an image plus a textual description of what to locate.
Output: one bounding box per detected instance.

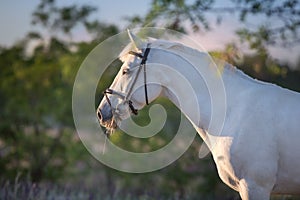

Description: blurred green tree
[0,37,80,181]
[31,0,96,38]
[0,0,119,182]
[1,1,299,199]
[128,0,300,50]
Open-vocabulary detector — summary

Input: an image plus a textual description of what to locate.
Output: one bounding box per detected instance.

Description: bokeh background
[1,0,300,199]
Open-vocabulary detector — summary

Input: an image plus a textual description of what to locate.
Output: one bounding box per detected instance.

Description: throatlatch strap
[142,45,151,105]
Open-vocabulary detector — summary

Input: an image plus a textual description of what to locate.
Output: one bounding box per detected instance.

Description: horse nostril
[97,110,102,120]
[97,106,113,122]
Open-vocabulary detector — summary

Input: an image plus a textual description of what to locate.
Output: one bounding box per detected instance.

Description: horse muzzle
[97,103,114,127]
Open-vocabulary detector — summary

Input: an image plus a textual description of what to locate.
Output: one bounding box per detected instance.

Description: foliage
[0,0,300,199]
[0,1,119,182]
[0,37,82,181]
[32,0,97,36]
[211,43,300,92]
[128,0,300,50]
[233,0,300,47]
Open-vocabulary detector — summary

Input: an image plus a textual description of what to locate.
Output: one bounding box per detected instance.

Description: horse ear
[127,29,143,51]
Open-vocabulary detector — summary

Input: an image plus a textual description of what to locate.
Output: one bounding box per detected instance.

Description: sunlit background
[2,0,300,65]
[0,0,299,199]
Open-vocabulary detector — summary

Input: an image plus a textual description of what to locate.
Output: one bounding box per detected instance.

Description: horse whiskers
[103,116,119,137]
[110,117,116,128]
[102,135,107,154]
[104,125,115,137]
[101,110,122,154]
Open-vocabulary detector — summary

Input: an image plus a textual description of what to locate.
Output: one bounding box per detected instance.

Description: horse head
[97,30,162,134]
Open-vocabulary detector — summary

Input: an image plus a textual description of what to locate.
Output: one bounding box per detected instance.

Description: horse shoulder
[212,84,281,192]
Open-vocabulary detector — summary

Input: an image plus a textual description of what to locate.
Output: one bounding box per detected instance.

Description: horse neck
[149,48,214,131]
[149,48,252,136]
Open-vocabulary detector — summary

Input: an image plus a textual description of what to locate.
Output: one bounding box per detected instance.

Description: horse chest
[210,137,241,191]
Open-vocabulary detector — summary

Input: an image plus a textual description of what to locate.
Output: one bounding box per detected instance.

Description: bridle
[103,44,151,116]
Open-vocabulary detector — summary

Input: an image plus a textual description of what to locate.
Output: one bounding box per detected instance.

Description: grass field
[0,179,158,200]
[2,176,300,200]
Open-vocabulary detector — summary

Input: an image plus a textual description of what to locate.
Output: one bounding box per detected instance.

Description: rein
[103,44,151,116]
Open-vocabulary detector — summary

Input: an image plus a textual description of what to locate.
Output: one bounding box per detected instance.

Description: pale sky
[0,0,149,46]
[0,0,299,67]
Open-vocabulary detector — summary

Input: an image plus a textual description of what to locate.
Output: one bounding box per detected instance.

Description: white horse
[97,30,300,200]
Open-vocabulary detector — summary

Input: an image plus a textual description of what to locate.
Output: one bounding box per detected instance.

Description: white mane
[151,39,273,86]
[120,39,266,86]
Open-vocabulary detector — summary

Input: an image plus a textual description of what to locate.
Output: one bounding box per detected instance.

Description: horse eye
[122,68,130,75]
